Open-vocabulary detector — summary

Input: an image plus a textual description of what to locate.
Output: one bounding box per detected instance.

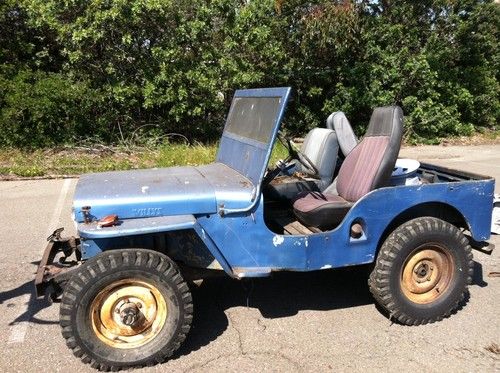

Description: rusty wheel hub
[90,279,167,348]
[119,301,141,326]
[401,245,454,304]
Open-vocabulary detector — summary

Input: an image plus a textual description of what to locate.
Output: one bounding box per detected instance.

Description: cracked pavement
[0,144,499,372]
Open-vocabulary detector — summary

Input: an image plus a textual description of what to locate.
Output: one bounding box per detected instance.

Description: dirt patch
[484,343,500,355]
[0,174,79,181]
[438,132,500,146]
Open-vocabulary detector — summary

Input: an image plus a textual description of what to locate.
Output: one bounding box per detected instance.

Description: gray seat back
[326,112,357,157]
[298,128,339,189]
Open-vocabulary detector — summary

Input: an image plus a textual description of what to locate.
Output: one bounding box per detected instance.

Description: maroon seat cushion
[293,192,353,229]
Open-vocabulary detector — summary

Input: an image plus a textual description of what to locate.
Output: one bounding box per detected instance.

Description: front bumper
[35,229,81,298]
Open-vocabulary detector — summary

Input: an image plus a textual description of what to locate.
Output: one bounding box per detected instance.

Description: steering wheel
[278,132,319,176]
[263,133,320,185]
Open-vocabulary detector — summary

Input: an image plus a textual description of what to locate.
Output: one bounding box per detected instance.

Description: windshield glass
[224,96,281,144]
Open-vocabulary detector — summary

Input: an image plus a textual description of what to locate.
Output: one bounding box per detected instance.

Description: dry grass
[1,130,496,179]
[0,141,289,178]
[436,129,500,146]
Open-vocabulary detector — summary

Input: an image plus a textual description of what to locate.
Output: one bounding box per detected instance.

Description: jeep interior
[264,106,404,234]
[202,91,483,237]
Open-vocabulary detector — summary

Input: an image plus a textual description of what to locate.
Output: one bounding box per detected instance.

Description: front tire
[60,249,193,370]
[369,217,473,325]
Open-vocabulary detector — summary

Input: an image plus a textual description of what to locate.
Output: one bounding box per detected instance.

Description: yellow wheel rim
[90,279,167,349]
[401,244,454,304]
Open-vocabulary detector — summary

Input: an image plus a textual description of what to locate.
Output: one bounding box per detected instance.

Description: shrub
[0,0,498,147]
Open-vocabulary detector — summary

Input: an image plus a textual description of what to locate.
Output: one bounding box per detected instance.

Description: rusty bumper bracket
[35,228,81,298]
[469,238,495,255]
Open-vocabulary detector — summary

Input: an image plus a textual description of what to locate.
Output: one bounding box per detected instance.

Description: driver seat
[265,128,339,200]
[294,128,339,190]
[293,106,403,229]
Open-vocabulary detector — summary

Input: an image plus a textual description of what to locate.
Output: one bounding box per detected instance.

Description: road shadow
[177,258,492,357]
[471,260,488,288]
[175,265,373,358]
[0,261,58,326]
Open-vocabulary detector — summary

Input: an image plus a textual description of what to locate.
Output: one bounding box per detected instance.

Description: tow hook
[82,206,92,224]
[35,228,82,298]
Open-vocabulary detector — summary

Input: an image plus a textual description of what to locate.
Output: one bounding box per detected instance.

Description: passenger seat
[326,111,358,157]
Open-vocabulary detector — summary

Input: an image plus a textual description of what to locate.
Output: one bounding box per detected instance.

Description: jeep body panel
[196,172,494,277]
[78,214,198,239]
[77,164,494,278]
[73,166,217,222]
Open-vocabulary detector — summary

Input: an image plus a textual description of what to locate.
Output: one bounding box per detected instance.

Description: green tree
[0,0,498,147]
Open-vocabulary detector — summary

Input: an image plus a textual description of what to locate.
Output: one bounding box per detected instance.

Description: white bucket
[390,159,421,186]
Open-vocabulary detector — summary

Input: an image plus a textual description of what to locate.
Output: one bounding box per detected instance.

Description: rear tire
[60,249,192,370]
[369,217,473,325]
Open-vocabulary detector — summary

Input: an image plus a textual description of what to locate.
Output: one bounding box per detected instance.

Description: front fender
[77,215,234,277]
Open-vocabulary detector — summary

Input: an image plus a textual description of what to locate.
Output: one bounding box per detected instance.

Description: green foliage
[0,0,498,147]
[0,69,100,146]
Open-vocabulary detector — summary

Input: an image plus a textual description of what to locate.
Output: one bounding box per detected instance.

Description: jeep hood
[73,163,254,223]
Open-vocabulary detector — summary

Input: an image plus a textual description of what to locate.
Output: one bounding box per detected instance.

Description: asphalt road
[0,144,499,372]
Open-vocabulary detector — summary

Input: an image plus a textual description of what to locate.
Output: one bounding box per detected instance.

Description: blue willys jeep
[35,87,495,370]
